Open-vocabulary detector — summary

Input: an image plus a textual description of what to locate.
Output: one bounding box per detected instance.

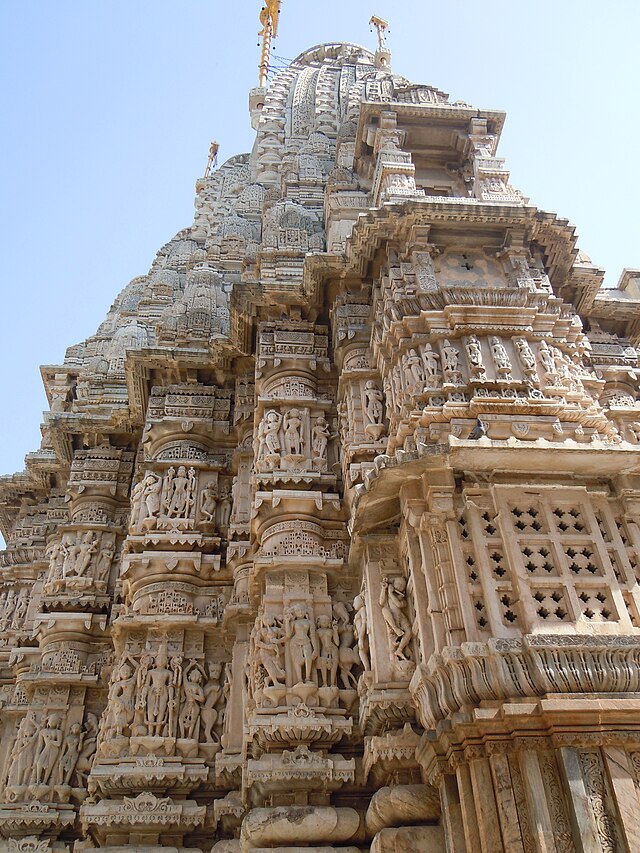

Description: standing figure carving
[441,340,461,383]
[353,593,371,671]
[379,576,413,662]
[490,336,511,376]
[465,335,486,378]
[514,337,537,375]
[200,483,218,523]
[403,349,424,389]
[179,663,205,740]
[284,409,305,456]
[311,416,331,461]
[285,604,319,685]
[32,714,63,786]
[422,344,441,388]
[315,615,339,687]
[253,613,286,689]
[6,711,39,789]
[58,723,84,787]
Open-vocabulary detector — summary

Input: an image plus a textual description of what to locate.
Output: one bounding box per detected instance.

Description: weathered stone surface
[2,14,640,853]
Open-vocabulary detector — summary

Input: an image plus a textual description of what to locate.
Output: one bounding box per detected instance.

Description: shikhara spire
[2,20,640,853]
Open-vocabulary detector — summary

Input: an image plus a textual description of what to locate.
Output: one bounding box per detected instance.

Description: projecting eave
[339,198,577,287]
[355,100,506,163]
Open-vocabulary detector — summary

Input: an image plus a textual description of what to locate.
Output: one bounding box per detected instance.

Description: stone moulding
[410,633,640,728]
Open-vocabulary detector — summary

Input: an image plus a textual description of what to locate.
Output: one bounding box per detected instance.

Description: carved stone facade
[2,34,640,853]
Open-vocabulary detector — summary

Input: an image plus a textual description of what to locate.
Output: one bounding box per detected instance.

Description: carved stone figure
[538,340,556,376]
[74,531,99,577]
[217,486,232,530]
[164,466,196,518]
[32,713,63,786]
[58,723,84,787]
[353,593,371,671]
[75,714,98,786]
[200,483,218,523]
[465,335,486,377]
[201,661,224,743]
[514,337,537,373]
[284,604,318,685]
[143,644,177,737]
[421,344,440,387]
[253,614,286,689]
[490,336,511,375]
[6,711,39,788]
[403,349,424,389]
[142,474,163,524]
[283,408,305,456]
[315,615,339,687]
[379,576,413,662]
[179,664,205,740]
[311,417,331,460]
[364,381,384,426]
[441,339,460,382]
[95,544,114,583]
[106,658,137,738]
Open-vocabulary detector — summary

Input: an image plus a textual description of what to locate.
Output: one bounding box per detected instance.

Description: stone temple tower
[2,19,640,853]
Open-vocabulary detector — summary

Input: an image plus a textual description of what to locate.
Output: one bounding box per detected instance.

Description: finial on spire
[369,15,389,50]
[204,140,219,178]
[258,1,282,87]
[369,15,391,69]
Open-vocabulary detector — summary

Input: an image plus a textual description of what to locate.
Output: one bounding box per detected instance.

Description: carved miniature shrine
[2,15,640,853]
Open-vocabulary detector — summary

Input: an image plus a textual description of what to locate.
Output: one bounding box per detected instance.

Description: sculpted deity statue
[105,658,137,739]
[143,644,179,737]
[179,663,206,740]
[58,723,83,787]
[47,540,66,583]
[284,604,319,685]
[422,343,441,386]
[217,486,232,531]
[253,613,286,689]
[538,340,556,376]
[164,466,197,519]
[200,483,218,523]
[379,576,413,663]
[201,662,224,743]
[74,531,99,577]
[353,594,371,671]
[441,340,461,382]
[332,601,360,689]
[364,381,384,426]
[62,535,82,578]
[75,714,98,786]
[284,408,305,456]
[6,711,39,789]
[403,349,424,389]
[490,336,511,375]
[465,335,486,377]
[32,713,63,786]
[95,543,115,584]
[514,337,537,374]
[315,614,339,688]
[11,588,28,629]
[311,416,331,460]
[135,473,162,528]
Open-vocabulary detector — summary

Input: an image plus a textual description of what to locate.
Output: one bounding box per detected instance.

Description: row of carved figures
[0,587,29,632]
[45,531,115,590]
[97,647,228,753]
[248,579,413,708]
[387,336,591,400]
[4,710,98,801]
[255,408,335,471]
[130,467,234,534]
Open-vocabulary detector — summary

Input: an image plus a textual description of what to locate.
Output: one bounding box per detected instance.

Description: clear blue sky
[1,0,639,481]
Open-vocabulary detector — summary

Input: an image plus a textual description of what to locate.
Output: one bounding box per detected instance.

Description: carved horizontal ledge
[410,633,640,729]
[80,793,206,832]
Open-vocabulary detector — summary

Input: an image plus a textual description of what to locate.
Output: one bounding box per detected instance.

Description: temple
[2,22,640,853]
